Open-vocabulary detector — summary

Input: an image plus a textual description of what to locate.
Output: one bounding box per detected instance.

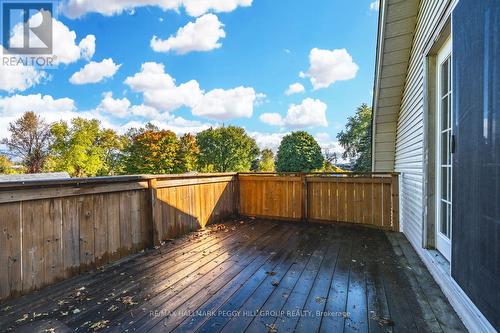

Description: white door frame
[435,37,452,261]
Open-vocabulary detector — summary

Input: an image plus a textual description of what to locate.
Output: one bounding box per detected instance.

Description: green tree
[258,149,275,172]
[176,133,199,173]
[124,129,180,174]
[337,103,372,172]
[275,131,324,172]
[49,118,122,177]
[196,126,259,172]
[0,155,18,174]
[1,111,52,173]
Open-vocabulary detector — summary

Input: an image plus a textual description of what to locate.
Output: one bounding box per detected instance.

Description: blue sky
[0,0,379,155]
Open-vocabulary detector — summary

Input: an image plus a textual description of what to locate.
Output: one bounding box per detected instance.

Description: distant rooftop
[0,172,70,182]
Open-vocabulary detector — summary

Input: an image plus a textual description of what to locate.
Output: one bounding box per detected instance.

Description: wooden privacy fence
[238,173,399,231]
[0,174,237,301]
[0,172,398,301]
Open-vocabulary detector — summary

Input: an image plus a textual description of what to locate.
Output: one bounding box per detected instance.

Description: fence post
[148,178,160,246]
[301,174,308,222]
[391,174,400,232]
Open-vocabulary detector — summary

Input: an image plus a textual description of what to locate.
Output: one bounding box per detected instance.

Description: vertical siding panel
[393,0,449,243]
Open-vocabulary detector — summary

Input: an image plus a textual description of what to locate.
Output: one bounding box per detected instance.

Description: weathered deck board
[0,219,466,333]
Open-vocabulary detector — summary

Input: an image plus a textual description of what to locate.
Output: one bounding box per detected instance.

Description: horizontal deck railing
[0,172,398,301]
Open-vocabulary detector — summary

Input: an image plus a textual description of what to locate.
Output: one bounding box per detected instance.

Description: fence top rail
[238,172,399,177]
[0,172,398,191]
[0,173,238,190]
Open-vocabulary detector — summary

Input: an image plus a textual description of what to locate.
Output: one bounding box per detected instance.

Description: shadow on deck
[0,219,466,333]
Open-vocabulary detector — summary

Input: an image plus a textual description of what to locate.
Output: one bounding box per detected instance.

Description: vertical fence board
[130,191,142,251]
[62,197,79,277]
[21,200,45,292]
[383,183,392,229]
[44,198,63,285]
[79,195,94,270]
[363,182,373,226]
[93,194,108,267]
[372,183,383,228]
[0,203,21,299]
[105,193,121,262]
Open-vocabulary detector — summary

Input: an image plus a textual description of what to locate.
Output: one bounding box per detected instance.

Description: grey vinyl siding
[394,0,449,247]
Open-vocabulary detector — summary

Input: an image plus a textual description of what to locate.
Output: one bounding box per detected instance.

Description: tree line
[0,105,372,176]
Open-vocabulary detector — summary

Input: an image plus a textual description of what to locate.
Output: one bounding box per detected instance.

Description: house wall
[387,0,498,331]
[394,0,449,250]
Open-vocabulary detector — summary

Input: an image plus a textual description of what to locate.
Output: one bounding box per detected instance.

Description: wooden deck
[0,219,466,333]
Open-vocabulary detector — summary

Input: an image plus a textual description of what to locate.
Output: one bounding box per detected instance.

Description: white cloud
[0,46,47,93]
[70,58,121,85]
[124,62,203,111]
[260,98,328,128]
[0,93,215,139]
[95,92,131,118]
[125,62,260,120]
[63,0,252,18]
[119,118,212,136]
[0,94,76,117]
[314,132,347,163]
[9,13,95,65]
[151,14,225,54]
[192,86,258,120]
[93,91,215,135]
[249,131,287,152]
[0,94,90,135]
[370,0,380,11]
[285,98,328,127]
[259,113,284,126]
[300,48,358,90]
[79,35,96,60]
[285,82,305,96]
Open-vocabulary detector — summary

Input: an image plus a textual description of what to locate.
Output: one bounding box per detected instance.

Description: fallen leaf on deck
[371,314,395,326]
[2,306,12,311]
[15,314,29,323]
[121,296,138,305]
[73,308,81,314]
[271,280,279,287]
[89,320,109,331]
[266,271,276,276]
[265,323,277,333]
[315,296,327,303]
[108,305,118,312]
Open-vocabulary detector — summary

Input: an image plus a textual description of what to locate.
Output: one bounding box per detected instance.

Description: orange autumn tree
[124,129,181,174]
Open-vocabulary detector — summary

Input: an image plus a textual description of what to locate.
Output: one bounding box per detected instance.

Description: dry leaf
[121,296,137,305]
[16,314,28,323]
[265,323,277,333]
[89,320,109,331]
